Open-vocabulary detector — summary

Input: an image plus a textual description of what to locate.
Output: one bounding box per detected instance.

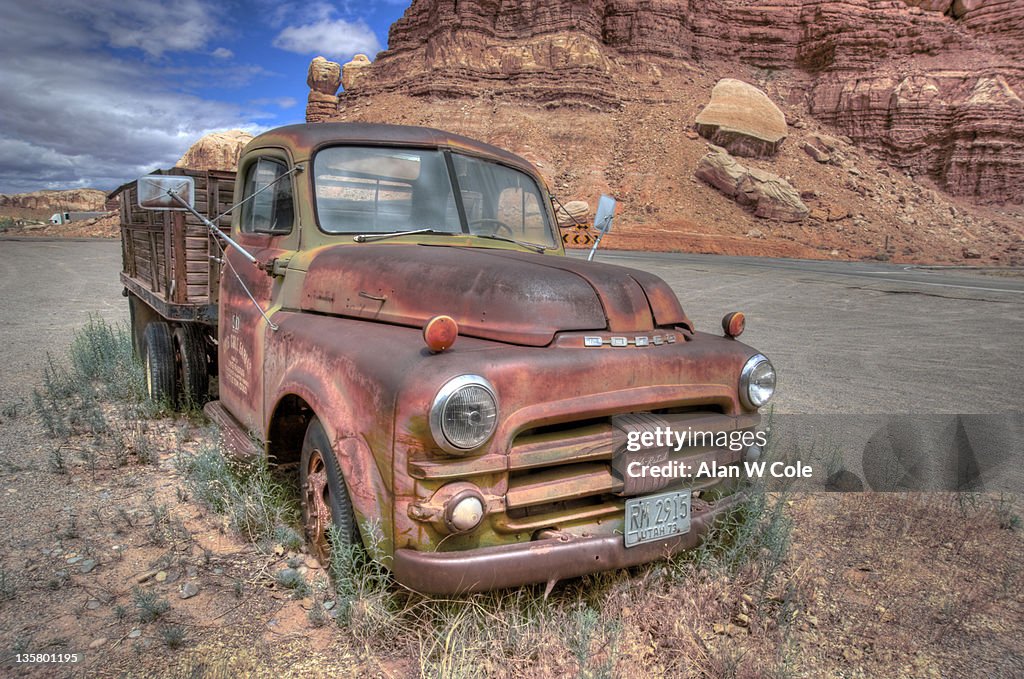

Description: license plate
[624,489,691,547]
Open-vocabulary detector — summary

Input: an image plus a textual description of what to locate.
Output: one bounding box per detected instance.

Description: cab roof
[247,122,539,177]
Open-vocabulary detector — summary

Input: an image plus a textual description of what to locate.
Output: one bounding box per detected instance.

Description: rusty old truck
[115,122,776,594]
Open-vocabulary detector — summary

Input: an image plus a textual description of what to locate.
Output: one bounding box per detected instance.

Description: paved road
[0,239,125,394]
[2,239,1022,416]
[578,249,1024,415]
[578,250,1024,492]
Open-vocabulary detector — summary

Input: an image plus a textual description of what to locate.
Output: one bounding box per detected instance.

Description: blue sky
[0,0,412,194]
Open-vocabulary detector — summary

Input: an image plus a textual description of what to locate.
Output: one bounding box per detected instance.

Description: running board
[203,400,262,461]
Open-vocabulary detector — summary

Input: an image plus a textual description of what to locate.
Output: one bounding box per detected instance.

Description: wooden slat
[116,166,236,307]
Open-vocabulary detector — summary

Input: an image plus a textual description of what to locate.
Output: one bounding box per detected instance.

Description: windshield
[313,146,556,247]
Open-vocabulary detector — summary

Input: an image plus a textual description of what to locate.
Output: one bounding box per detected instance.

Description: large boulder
[342,54,373,92]
[695,79,788,158]
[554,200,590,227]
[175,130,254,171]
[307,56,342,95]
[952,0,985,17]
[695,147,808,222]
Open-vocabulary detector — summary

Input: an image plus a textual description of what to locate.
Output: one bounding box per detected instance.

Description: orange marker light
[722,312,745,338]
[423,315,458,353]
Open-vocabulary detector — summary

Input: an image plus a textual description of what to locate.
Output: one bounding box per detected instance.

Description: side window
[240,157,293,234]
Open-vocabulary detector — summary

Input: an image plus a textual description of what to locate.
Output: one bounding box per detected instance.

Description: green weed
[176,441,300,548]
[133,588,170,623]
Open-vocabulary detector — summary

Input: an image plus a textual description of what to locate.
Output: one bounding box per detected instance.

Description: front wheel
[299,417,360,565]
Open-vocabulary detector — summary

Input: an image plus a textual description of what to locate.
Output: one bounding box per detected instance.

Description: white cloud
[0,1,267,194]
[250,97,298,109]
[273,17,381,59]
[63,0,223,57]
[212,47,234,59]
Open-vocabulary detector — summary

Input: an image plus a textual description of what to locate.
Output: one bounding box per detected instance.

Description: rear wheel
[300,417,360,566]
[127,293,157,359]
[173,324,209,408]
[142,321,176,405]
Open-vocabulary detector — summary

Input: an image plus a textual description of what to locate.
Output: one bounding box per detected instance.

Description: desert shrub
[32,316,159,470]
[133,588,170,623]
[176,441,300,549]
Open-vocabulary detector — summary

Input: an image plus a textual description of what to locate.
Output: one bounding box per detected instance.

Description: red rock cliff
[308,0,1023,204]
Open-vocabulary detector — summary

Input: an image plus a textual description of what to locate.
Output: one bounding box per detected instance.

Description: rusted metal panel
[299,244,607,346]
[478,249,656,332]
[506,463,622,508]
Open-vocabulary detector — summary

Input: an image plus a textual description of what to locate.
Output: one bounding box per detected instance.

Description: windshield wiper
[475,233,549,254]
[352,228,457,243]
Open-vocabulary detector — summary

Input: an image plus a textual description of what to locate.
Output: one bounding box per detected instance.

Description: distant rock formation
[0,188,105,212]
[696,147,809,222]
[307,56,342,122]
[175,130,253,171]
[305,0,1023,203]
[695,79,788,158]
[342,54,372,92]
[810,73,1024,202]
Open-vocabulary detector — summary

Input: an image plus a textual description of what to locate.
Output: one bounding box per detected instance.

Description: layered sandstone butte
[308,0,1023,204]
[0,188,105,211]
[175,130,254,172]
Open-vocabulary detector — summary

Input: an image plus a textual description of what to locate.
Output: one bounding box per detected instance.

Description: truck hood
[299,244,691,347]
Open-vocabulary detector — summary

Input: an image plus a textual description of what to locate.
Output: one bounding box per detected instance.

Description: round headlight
[740,354,776,409]
[430,375,498,454]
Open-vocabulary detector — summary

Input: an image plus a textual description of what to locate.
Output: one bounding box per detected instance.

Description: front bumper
[393,490,746,594]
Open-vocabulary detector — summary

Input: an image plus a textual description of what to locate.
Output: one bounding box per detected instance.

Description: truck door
[218,152,298,434]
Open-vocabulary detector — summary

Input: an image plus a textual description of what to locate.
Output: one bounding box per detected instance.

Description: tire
[127,293,157,359]
[300,417,360,565]
[173,324,209,408]
[142,321,176,405]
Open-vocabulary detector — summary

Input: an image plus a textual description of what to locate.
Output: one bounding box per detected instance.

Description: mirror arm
[209,163,303,225]
[166,190,262,269]
[586,215,612,262]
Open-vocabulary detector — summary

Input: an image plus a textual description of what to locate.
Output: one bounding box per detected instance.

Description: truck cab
[125,123,776,594]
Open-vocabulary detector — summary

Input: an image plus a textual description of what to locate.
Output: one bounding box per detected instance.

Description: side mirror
[137,175,195,211]
[593,194,616,234]
[587,194,616,261]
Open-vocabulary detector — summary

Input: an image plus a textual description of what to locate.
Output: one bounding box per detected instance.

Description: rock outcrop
[554,200,590,227]
[695,147,809,222]
[342,54,372,92]
[695,79,787,158]
[0,189,105,212]
[305,0,1023,204]
[175,130,253,171]
[809,73,1024,202]
[308,56,341,95]
[307,56,342,121]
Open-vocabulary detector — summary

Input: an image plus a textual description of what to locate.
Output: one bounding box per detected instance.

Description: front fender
[262,311,419,558]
